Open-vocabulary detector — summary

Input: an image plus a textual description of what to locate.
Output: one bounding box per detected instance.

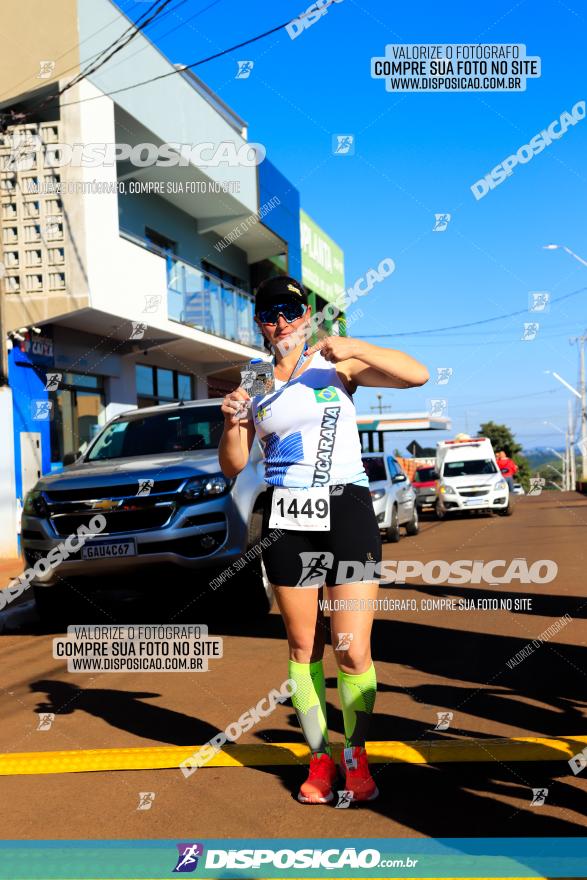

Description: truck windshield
[86,406,225,461]
[414,468,437,482]
[443,459,498,477]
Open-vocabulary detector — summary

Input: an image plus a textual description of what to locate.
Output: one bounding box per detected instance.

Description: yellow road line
[0,735,584,776]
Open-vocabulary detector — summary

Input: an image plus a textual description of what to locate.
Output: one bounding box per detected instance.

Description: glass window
[62,372,100,389]
[443,459,497,477]
[87,406,225,460]
[222,285,237,342]
[177,373,192,401]
[182,264,206,328]
[414,467,438,482]
[136,364,155,397]
[156,368,174,400]
[135,366,194,407]
[205,274,223,337]
[145,228,176,254]
[362,456,387,482]
[49,375,106,462]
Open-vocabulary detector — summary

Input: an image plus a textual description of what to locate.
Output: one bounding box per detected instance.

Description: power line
[449,389,560,408]
[354,285,587,339]
[0,0,180,129]
[0,0,141,102]
[64,0,171,91]
[82,0,225,85]
[21,15,305,115]
[25,0,177,120]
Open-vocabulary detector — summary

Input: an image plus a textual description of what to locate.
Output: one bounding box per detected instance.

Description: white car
[362,453,419,542]
[435,437,512,518]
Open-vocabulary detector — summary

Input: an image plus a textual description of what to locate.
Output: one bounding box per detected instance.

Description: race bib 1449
[269,487,330,531]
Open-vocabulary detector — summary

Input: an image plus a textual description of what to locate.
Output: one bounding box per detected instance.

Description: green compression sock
[288,659,331,755]
[337,663,377,748]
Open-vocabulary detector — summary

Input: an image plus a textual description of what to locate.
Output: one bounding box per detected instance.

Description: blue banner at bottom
[0,838,585,879]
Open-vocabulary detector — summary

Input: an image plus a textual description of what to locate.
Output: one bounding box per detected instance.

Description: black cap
[254,275,308,313]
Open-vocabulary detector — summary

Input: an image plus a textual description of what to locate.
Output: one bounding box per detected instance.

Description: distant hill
[524,447,565,469]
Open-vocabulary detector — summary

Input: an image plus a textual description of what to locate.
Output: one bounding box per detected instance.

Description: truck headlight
[24,490,48,517]
[180,474,233,502]
[439,484,456,495]
[370,488,386,501]
[494,480,507,491]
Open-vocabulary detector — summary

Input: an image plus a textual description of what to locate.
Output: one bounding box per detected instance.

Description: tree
[477,421,531,491]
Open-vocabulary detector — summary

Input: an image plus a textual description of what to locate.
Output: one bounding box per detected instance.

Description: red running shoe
[298,753,337,804]
[340,746,379,802]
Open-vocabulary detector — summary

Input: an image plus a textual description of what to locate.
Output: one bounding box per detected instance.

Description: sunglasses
[256,301,307,325]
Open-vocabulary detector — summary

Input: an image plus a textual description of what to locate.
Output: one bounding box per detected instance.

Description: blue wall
[9,347,52,502]
[258,158,301,280]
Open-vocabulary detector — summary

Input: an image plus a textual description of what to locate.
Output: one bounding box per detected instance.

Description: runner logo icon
[530,788,549,806]
[335,789,354,808]
[173,843,204,872]
[297,551,334,587]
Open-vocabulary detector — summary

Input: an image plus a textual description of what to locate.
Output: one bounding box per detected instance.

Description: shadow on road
[30,678,219,746]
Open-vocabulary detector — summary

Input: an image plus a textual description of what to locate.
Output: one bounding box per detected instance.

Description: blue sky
[120,0,587,452]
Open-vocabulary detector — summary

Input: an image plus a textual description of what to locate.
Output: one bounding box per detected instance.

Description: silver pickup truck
[21,399,272,621]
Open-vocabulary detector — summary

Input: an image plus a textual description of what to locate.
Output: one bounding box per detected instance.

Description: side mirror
[63,451,80,466]
[392,473,407,483]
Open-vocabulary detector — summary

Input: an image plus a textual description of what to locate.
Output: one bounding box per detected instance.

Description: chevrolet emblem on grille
[86,498,122,511]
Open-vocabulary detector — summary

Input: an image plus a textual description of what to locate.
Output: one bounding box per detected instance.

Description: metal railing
[120,229,264,349]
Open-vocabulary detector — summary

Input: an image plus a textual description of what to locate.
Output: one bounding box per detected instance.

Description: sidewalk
[0,558,23,588]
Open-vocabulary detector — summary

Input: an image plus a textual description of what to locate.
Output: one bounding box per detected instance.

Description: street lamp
[543,419,565,436]
[543,243,587,267]
[547,446,564,461]
[544,370,582,400]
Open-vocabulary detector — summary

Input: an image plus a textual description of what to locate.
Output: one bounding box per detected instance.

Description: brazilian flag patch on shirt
[255,403,272,423]
[314,386,340,403]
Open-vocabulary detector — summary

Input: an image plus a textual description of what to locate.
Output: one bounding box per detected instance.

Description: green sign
[300,209,345,304]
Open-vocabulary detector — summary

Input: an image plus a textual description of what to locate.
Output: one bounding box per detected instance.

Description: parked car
[512,483,525,495]
[362,453,419,542]
[412,464,438,511]
[21,400,272,620]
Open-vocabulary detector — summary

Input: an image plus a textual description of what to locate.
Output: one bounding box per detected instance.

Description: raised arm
[306,337,429,393]
[219,389,257,478]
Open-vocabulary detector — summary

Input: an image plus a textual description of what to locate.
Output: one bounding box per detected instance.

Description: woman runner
[219,275,429,805]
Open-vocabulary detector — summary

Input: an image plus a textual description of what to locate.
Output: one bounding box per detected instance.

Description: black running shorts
[261,484,382,588]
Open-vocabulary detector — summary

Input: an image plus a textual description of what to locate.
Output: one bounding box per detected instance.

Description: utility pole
[549,334,587,484]
[568,400,577,489]
[576,335,587,480]
[370,393,391,414]
[568,334,587,480]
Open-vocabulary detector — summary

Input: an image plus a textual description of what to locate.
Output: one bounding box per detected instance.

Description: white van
[435,437,512,518]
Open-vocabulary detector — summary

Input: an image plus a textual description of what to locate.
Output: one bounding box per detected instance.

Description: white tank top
[250,351,368,488]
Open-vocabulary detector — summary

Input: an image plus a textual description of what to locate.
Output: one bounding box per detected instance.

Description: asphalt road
[0,492,586,841]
